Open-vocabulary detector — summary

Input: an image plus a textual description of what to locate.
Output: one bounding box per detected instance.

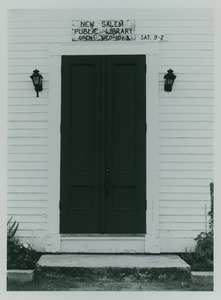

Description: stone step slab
[191,271,213,277]
[37,254,191,280]
[7,270,35,282]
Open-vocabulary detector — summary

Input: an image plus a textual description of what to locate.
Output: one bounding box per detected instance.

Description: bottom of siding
[16,236,47,252]
[160,237,196,253]
[16,234,198,254]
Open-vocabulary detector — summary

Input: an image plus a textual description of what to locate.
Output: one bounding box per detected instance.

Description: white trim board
[47,41,160,253]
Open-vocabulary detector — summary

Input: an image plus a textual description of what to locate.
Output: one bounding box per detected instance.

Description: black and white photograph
[0,0,220,298]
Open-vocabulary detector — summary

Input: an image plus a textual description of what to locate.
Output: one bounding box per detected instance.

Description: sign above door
[72,20,167,42]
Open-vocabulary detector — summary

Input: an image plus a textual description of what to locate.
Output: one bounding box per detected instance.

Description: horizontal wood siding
[157,10,213,251]
[8,8,214,252]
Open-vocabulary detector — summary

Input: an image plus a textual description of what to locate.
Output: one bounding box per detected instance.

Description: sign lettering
[72,20,136,41]
[72,20,168,42]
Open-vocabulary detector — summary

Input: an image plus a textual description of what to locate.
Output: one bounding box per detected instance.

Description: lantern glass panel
[33,77,40,85]
[167,79,173,84]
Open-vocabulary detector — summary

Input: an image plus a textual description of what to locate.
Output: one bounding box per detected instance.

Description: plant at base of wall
[180,182,214,271]
[208,182,214,232]
[7,218,40,270]
[193,182,214,269]
[193,231,213,268]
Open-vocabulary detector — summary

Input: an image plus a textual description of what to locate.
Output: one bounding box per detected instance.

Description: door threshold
[61,234,145,237]
[60,234,146,252]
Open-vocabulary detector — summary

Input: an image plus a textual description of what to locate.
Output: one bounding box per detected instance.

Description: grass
[7,271,213,291]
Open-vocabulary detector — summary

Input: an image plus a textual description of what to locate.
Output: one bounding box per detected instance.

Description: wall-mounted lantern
[164,69,176,92]
[30,69,43,97]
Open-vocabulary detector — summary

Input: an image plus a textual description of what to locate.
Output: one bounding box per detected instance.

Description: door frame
[47,42,160,253]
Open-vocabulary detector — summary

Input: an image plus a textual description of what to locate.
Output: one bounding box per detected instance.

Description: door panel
[111,64,136,169]
[70,63,97,169]
[105,55,146,233]
[60,55,146,234]
[60,56,102,233]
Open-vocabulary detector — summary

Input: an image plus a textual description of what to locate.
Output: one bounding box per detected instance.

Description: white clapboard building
[7,6,214,253]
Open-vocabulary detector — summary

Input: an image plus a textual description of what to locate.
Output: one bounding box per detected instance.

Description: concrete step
[191,271,213,277]
[37,254,191,280]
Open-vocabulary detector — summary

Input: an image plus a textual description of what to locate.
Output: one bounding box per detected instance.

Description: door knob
[106,168,110,174]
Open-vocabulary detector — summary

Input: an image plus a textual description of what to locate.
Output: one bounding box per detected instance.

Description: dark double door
[60,55,146,234]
